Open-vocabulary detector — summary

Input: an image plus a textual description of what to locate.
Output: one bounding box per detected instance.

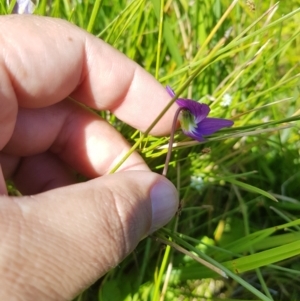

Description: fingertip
[149,176,179,233]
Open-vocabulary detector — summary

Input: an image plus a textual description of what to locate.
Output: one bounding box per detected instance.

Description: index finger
[0,15,176,148]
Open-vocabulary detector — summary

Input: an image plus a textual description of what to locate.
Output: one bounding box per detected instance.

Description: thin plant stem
[109,95,177,174]
[162,107,183,177]
[86,0,102,33]
[155,0,164,79]
[152,244,171,301]
[154,235,228,279]
[194,0,238,61]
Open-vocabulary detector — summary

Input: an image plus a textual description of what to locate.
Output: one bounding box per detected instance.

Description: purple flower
[8,0,34,14]
[167,86,234,142]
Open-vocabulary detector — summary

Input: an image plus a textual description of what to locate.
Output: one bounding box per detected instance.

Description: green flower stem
[162,107,183,177]
[86,0,102,33]
[155,0,164,80]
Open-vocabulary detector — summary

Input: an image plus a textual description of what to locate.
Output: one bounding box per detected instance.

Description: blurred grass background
[3,0,300,300]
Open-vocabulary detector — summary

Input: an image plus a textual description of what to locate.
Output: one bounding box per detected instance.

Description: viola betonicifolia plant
[162,86,234,176]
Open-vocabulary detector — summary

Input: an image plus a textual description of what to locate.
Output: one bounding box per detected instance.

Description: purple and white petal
[10,0,34,14]
[176,99,210,123]
[198,117,234,136]
[182,128,205,142]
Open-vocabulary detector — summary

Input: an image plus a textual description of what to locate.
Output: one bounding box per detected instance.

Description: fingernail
[149,179,179,233]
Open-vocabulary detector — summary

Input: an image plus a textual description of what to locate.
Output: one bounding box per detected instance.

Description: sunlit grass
[2,0,300,300]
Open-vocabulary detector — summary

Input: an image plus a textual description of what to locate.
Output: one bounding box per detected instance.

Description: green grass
[3,0,300,300]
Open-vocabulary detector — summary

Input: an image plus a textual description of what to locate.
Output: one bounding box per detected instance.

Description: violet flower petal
[196,117,234,136]
[166,85,175,97]
[182,128,205,142]
[166,85,234,142]
[176,98,210,123]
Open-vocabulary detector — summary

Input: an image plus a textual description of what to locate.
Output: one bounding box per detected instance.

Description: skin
[0,15,179,300]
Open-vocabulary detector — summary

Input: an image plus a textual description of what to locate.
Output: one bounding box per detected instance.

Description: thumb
[0,171,178,301]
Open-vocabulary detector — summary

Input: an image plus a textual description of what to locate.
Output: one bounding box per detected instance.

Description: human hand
[0,15,178,300]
